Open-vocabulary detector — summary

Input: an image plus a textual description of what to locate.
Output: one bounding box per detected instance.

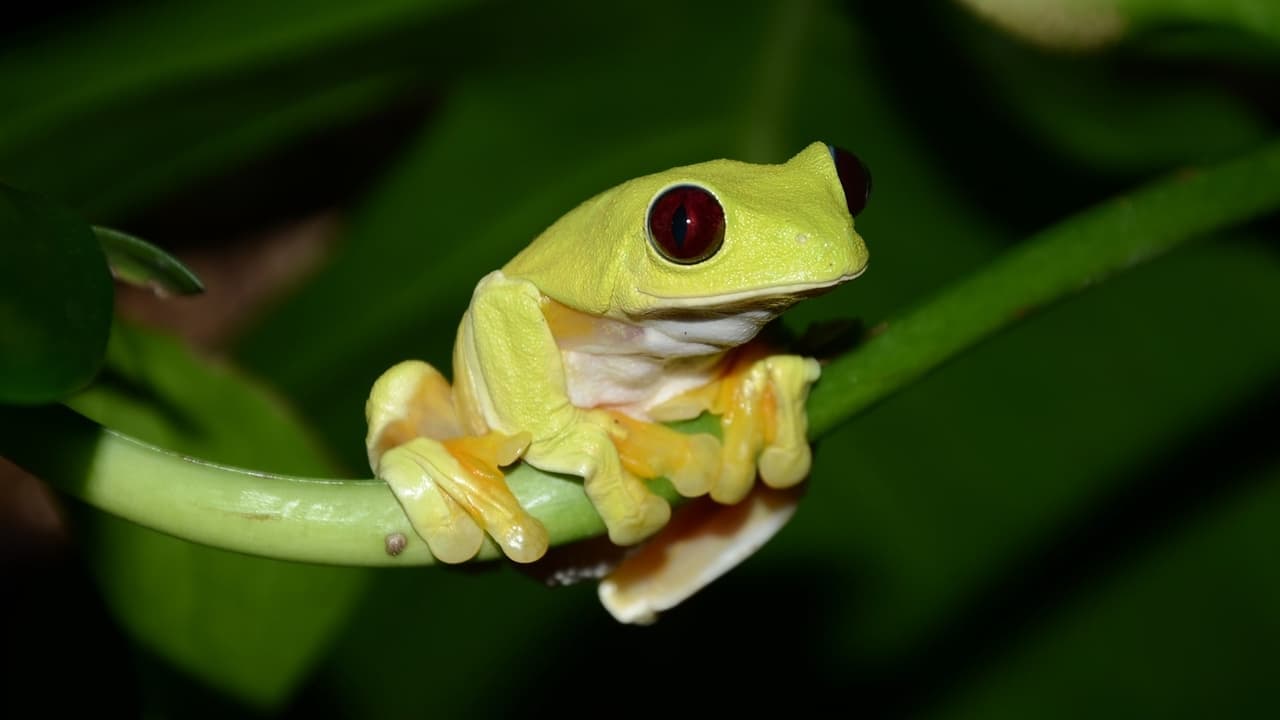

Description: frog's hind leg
[367,360,549,563]
[598,485,802,624]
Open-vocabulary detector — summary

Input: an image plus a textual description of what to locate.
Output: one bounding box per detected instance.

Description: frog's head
[504,141,870,322]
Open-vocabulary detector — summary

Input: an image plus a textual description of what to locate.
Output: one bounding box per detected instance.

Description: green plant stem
[0,404,620,566]
[5,139,1280,566]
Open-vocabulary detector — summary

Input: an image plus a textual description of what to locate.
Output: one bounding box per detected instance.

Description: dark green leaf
[0,0,477,160]
[0,183,112,403]
[13,71,415,221]
[81,513,364,710]
[94,226,204,296]
[0,2,469,220]
[63,323,366,709]
[959,16,1272,175]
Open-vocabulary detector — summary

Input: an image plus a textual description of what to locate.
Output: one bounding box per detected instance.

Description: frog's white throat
[637,310,775,356]
[560,309,773,421]
[553,304,781,420]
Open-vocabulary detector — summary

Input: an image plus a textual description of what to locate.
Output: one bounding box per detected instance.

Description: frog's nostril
[826,144,871,218]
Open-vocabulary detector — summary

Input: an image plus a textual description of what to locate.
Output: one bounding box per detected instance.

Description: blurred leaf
[63,323,367,709]
[321,567,574,719]
[10,71,416,221]
[1130,23,1280,68]
[0,0,475,159]
[1123,0,1280,45]
[957,0,1280,49]
[0,182,111,404]
[69,323,337,471]
[95,226,203,296]
[952,7,1273,175]
[79,514,364,711]
[0,1,475,222]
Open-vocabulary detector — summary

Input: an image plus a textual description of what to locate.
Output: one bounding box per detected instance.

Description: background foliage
[3,0,1278,717]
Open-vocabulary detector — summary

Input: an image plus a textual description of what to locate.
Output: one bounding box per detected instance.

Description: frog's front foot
[717,352,819,503]
[654,346,821,505]
[367,361,549,563]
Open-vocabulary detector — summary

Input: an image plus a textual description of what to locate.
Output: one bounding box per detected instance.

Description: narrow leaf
[95,226,204,296]
[0,183,112,403]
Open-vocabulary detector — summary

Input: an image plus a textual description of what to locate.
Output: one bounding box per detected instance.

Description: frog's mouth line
[632,267,866,315]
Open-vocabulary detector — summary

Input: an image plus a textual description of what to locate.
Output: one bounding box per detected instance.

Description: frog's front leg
[461,272,714,546]
[653,343,821,504]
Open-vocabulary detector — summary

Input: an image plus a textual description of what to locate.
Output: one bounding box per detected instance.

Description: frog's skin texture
[366,141,869,623]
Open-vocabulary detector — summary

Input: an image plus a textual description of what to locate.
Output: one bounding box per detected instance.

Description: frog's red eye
[647,185,725,265]
[827,145,871,218]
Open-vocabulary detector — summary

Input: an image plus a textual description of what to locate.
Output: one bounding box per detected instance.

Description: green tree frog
[365,141,870,623]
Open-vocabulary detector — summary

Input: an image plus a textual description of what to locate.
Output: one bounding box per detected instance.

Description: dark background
[3,1,1279,717]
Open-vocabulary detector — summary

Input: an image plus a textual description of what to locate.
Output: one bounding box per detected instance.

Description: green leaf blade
[0,183,112,404]
[94,226,204,296]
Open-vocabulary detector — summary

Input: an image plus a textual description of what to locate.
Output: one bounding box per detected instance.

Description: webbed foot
[653,344,821,504]
[602,410,720,498]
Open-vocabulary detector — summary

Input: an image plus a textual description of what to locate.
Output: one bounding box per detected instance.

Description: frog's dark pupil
[672,204,688,249]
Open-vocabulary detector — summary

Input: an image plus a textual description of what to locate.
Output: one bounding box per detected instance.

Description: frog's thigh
[756,355,820,489]
[598,485,801,624]
[525,417,671,546]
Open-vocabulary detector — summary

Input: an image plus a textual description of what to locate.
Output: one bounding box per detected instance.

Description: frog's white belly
[559,309,773,420]
[562,350,720,420]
